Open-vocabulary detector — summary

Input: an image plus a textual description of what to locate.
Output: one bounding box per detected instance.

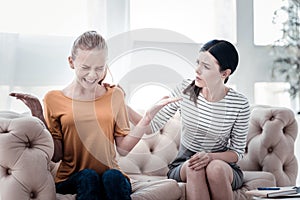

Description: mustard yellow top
[44,86,130,183]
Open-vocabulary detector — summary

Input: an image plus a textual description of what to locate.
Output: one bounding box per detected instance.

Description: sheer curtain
[0,33,75,112]
[0,0,123,112]
[130,0,236,43]
[0,33,18,110]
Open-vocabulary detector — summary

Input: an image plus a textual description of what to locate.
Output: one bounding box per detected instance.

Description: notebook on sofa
[246,186,299,198]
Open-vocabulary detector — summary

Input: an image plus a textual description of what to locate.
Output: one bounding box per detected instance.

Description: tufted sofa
[0,111,56,200]
[0,105,298,200]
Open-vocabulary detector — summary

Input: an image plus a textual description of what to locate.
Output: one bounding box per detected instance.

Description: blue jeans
[56,169,132,200]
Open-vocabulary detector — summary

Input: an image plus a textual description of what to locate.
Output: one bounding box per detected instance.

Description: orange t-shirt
[44,86,130,183]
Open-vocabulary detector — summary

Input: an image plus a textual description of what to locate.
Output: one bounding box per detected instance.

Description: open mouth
[83,78,97,84]
[196,76,202,81]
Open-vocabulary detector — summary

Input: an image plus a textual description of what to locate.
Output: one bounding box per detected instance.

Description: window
[254,82,292,108]
[253,0,285,45]
[129,83,171,111]
[0,86,10,111]
[0,0,102,36]
[5,86,64,113]
[130,0,236,43]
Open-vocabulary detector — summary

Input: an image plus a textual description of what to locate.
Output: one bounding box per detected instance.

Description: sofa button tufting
[26,142,32,148]
[30,192,35,198]
[270,116,275,121]
[268,147,273,153]
[6,168,12,175]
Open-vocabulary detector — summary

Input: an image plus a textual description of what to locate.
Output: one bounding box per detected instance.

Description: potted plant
[271,0,300,102]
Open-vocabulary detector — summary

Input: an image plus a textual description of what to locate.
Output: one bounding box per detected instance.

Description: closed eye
[81,64,91,70]
[95,67,105,71]
[203,64,210,69]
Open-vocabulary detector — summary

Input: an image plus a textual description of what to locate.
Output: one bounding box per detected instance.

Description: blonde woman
[10,31,179,200]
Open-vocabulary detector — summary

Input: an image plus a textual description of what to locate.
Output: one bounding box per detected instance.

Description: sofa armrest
[238,106,298,186]
[0,111,56,200]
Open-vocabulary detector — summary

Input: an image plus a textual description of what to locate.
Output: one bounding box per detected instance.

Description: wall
[106,0,275,104]
[0,0,278,108]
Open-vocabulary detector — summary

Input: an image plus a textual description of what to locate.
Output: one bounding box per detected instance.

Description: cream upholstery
[237,106,298,186]
[0,111,55,200]
[119,106,298,200]
[0,105,298,200]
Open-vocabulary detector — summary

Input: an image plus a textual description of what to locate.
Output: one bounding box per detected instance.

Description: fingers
[9,92,37,100]
[161,96,182,101]
[169,97,183,103]
[9,92,27,99]
[188,152,210,170]
[116,84,126,97]
[9,92,22,98]
[159,96,182,106]
[9,92,41,106]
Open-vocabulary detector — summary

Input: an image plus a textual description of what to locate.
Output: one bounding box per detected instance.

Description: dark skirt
[167,145,244,190]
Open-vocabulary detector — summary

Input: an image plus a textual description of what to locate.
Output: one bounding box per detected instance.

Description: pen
[257,187,280,190]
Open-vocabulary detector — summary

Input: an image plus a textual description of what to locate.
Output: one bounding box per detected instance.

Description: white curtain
[0,0,121,112]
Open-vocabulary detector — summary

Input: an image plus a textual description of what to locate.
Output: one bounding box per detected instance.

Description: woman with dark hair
[128,39,250,200]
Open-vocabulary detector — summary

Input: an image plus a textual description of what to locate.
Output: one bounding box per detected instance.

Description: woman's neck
[62,82,106,101]
[201,85,229,102]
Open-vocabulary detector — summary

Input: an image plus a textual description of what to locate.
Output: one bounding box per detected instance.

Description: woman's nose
[87,69,98,78]
[196,65,202,74]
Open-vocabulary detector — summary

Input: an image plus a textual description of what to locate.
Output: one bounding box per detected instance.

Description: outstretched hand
[141,96,182,126]
[9,92,43,118]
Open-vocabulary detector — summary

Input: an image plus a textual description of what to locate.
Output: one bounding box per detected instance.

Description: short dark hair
[201,39,239,79]
[183,40,239,105]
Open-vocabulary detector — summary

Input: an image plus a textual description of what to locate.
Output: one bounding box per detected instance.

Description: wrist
[139,111,153,126]
[139,115,151,126]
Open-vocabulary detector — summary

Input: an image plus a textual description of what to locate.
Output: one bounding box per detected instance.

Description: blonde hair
[71,31,108,60]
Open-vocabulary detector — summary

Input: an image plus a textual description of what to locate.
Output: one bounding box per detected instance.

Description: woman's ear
[68,56,74,69]
[222,69,231,78]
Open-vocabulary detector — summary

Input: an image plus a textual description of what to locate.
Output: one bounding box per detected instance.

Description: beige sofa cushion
[238,106,298,186]
[0,111,56,200]
[0,105,297,200]
[118,106,298,200]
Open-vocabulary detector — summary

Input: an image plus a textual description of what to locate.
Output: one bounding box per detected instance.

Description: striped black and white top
[150,79,250,160]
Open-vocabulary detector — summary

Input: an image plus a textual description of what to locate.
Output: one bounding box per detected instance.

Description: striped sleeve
[229,97,250,160]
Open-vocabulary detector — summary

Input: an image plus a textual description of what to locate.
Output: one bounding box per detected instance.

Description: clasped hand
[188,151,212,170]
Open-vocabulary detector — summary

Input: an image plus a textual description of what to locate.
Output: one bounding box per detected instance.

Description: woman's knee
[185,165,206,181]
[102,169,124,182]
[102,169,131,199]
[80,169,99,178]
[78,169,100,184]
[102,169,131,189]
[74,169,102,200]
[206,160,232,184]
